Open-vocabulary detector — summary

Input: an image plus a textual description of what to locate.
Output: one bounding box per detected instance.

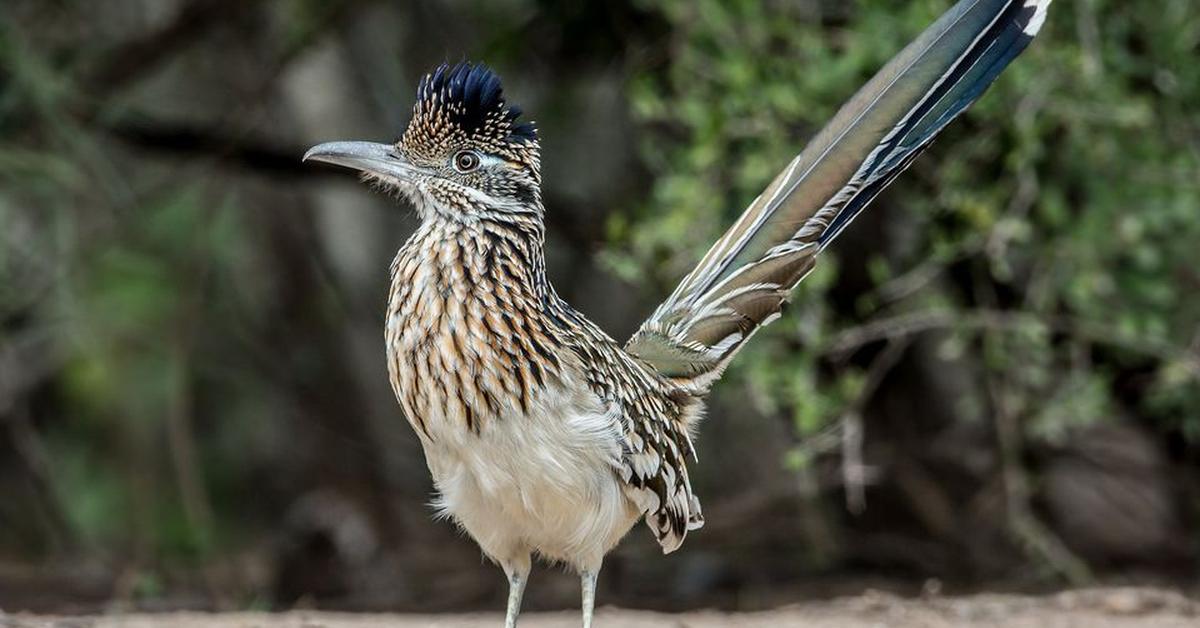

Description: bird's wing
[626,0,1050,387]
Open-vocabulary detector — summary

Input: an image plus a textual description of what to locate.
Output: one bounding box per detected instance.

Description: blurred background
[1,0,1198,616]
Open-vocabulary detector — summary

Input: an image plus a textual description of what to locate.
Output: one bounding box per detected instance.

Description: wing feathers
[627,0,1050,383]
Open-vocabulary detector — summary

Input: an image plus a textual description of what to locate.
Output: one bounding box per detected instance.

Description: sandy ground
[4,588,1198,628]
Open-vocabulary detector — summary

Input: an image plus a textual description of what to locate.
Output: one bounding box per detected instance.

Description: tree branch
[826,308,1198,377]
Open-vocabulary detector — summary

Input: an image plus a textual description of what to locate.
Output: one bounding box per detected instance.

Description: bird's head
[304,62,541,225]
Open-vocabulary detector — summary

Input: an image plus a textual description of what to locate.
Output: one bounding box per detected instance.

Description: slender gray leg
[503,558,530,628]
[580,568,599,628]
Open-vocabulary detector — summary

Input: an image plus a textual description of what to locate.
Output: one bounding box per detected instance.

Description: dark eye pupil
[456,152,478,170]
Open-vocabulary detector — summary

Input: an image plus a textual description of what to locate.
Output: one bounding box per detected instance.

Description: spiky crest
[403,62,537,160]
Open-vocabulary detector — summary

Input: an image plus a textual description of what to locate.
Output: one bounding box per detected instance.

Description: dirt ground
[4,588,1198,628]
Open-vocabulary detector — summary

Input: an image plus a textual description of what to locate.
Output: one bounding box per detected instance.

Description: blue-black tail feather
[819,0,1046,247]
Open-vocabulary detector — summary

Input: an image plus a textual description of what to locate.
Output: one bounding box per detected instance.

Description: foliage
[1,10,279,560]
[614,0,1200,457]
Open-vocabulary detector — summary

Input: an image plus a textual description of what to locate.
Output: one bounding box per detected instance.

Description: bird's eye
[453,150,481,173]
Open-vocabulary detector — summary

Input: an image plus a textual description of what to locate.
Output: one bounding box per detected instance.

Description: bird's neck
[393,213,553,308]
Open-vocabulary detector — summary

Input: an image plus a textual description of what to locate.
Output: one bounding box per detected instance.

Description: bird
[302,0,1051,625]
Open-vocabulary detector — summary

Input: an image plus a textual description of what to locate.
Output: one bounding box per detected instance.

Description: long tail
[625,0,1050,388]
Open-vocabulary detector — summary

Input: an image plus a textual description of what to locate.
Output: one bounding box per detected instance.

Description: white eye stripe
[476,153,505,168]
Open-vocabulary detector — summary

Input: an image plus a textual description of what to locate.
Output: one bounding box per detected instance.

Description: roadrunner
[303,0,1050,624]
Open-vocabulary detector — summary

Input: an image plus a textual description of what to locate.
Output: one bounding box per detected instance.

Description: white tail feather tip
[1023,0,1051,36]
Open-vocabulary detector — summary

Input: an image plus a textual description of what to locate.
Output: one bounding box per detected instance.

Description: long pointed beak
[302,141,419,181]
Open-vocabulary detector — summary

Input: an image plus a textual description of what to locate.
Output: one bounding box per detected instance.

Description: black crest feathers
[413,62,536,146]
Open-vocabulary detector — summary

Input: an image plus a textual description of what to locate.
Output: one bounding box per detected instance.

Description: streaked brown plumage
[386,196,704,546]
[303,2,1051,625]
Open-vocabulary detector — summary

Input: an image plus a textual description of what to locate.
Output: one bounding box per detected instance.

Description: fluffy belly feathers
[419,382,641,570]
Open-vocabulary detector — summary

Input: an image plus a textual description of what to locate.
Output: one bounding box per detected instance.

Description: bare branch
[826,308,1197,376]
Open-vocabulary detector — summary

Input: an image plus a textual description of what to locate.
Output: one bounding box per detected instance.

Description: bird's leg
[580,567,599,628]
[504,572,527,628]
[503,556,531,628]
